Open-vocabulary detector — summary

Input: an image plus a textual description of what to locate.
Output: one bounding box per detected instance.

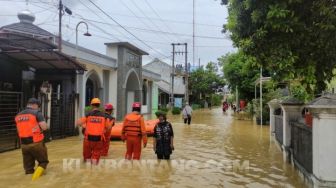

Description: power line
[86,0,170,59]
[76,1,169,60]
[143,0,182,41]
[118,0,171,43]
[128,0,176,42]
[78,0,125,41]
[74,8,223,28]
[41,20,231,49]
[79,0,170,59]
[42,22,164,62]
[70,15,229,40]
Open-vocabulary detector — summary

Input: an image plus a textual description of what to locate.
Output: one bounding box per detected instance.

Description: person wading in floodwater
[121,102,147,160]
[182,102,193,125]
[76,98,112,164]
[153,112,174,160]
[101,103,115,156]
[15,98,49,180]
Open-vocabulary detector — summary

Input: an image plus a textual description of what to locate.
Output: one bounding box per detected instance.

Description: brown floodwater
[0,108,307,188]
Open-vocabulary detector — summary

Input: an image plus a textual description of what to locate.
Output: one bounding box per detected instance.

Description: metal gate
[274,115,283,145]
[49,93,76,139]
[0,91,22,152]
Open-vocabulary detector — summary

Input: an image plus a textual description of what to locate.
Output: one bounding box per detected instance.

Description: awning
[0,32,85,72]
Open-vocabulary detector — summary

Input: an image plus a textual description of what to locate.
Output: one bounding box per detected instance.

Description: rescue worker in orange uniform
[101,103,115,156]
[76,98,112,164]
[121,102,147,160]
[15,98,49,180]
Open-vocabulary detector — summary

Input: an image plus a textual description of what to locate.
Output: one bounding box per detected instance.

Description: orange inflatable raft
[110,119,159,140]
[145,119,159,136]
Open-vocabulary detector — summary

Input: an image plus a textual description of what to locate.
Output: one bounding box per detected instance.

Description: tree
[221,0,336,94]
[189,62,225,104]
[219,51,259,101]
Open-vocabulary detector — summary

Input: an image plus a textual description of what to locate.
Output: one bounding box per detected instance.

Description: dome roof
[0,9,54,38]
[17,9,35,24]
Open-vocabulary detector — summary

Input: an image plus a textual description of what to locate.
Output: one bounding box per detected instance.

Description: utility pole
[198,58,200,68]
[185,43,189,103]
[171,43,188,105]
[260,67,263,126]
[192,0,195,67]
[58,0,63,52]
[171,43,175,109]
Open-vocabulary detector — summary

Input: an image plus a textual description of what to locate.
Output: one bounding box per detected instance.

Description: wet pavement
[0,108,307,188]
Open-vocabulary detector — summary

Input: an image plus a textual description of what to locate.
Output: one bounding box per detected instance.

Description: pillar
[280,98,303,161]
[308,94,336,187]
[268,99,281,137]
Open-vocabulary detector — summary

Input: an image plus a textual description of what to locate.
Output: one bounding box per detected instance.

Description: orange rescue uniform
[79,110,111,164]
[15,108,49,174]
[102,114,115,156]
[121,112,147,160]
[16,114,44,143]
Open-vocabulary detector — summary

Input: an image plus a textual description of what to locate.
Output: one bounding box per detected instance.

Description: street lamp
[75,21,91,58]
[75,21,91,131]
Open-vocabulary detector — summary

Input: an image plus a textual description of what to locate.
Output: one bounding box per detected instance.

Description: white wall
[144,61,185,95]
[109,69,118,117]
[106,45,118,60]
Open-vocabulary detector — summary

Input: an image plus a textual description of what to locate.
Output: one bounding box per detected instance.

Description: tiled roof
[1,22,54,37]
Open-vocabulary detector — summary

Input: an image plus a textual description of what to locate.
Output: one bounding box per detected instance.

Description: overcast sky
[0,0,236,66]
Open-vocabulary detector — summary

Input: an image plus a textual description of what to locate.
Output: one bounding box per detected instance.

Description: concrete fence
[268,94,336,187]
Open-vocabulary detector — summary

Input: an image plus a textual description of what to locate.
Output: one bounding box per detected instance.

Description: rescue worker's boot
[32,166,45,181]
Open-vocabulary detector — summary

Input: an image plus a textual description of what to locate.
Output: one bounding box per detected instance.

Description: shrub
[155,110,166,118]
[160,107,169,112]
[192,104,202,110]
[171,107,181,115]
[211,94,223,106]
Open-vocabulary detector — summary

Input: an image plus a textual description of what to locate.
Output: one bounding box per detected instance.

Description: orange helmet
[132,102,141,108]
[104,103,113,110]
[90,98,101,105]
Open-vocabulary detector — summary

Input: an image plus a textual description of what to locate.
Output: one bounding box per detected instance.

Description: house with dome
[0,9,160,152]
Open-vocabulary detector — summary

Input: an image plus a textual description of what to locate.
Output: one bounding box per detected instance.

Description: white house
[0,9,160,151]
[143,58,186,108]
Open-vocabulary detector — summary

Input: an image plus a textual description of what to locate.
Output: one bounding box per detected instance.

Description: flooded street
[0,108,307,188]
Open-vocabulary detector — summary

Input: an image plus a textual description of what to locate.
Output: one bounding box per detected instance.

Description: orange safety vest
[123,114,142,136]
[15,114,44,143]
[86,115,106,138]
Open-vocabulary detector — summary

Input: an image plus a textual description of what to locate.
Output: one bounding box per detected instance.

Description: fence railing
[0,91,22,152]
[274,115,283,145]
[49,93,76,139]
[291,121,312,173]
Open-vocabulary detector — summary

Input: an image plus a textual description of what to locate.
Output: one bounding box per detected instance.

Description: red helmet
[132,102,141,108]
[104,103,113,110]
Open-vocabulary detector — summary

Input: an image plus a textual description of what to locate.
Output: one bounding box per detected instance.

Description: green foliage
[155,110,166,118]
[219,51,259,101]
[192,104,202,110]
[171,107,181,115]
[221,0,336,95]
[253,99,270,121]
[160,107,169,112]
[226,94,235,104]
[211,94,223,106]
[245,102,254,116]
[290,82,313,103]
[189,62,226,104]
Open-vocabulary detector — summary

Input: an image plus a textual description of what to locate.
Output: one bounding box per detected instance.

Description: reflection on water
[0,108,307,188]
